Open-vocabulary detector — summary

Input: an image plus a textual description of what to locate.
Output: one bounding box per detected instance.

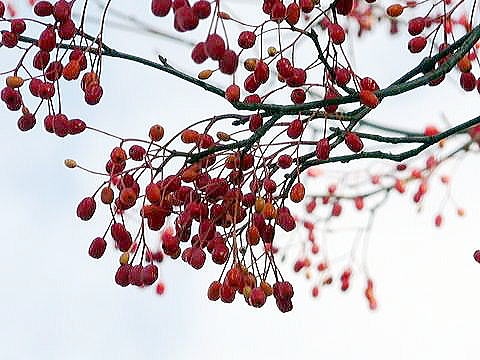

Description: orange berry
[290,183,305,203]
[149,124,164,141]
[386,4,404,17]
[247,225,260,245]
[263,202,276,219]
[255,197,265,213]
[181,129,199,144]
[244,58,258,71]
[457,56,472,73]
[359,89,379,108]
[6,75,24,88]
[81,71,99,91]
[63,60,81,80]
[198,69,213,79]
[100,186,114,204]
[119,188,137,207]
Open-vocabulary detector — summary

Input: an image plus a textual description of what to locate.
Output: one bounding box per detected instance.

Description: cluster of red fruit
[72,121,305,311]
[0,0,104,133]
[387,2,480,90]
[148,0,391,111]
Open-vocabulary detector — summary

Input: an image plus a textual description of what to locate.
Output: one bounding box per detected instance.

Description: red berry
[359,89,379,108]
[360,77,379,91]
[460,72,476,91]
[408,36,427,53]
[244,73,260,93]
[473,250,480,264]
[408,17,426,35]
[45,61,63,81]
[218,49,238,74]
[34,1,54,16]
[142,264,159,285]
[424,125,439,136]
[10,19,26,34]
[192,0,210,19]
[33,50,51,70]
[58,19,76,40]
[249,287,267,307]
[151,0,172,16]
[334,67,351,86]
[328,23,345,45]
[76,197,96,221]
[290,88,306,104]
[299,0,314,13]
[335,0,354,15]
[286,2,300,25]
[277,154,293,168]
[115,264,132,287]
[205,34,226,60]
[238,31,256,49]
[1,31,18,48]
[254,61,270,84]
[88,237,107,259]
[129,264,144,286]
[211,243,229,264]
[290,183,305,203]
[225,84,240,102]
[208,280,222,301]
[129,145,146,161]
[175,6,199,31]
[244,94,261,104]
[38,26,56,52]
[84,84,103,105]
[156,282,166,295]
[276,58,293,78]
[29,79,42,97]
[270,1,286,22]
[287,118,303,139]
[249,114,263,132]
[331,201,342,216]
[344,132,364,152]
[53,0,71,22]
[285,68,306,87]
[190,42,207,64]
[190,247,206,269]
[17,113,36,131]
[316,138,330,160]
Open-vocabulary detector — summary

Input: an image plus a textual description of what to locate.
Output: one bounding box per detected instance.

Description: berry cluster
[1,0,479,311]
